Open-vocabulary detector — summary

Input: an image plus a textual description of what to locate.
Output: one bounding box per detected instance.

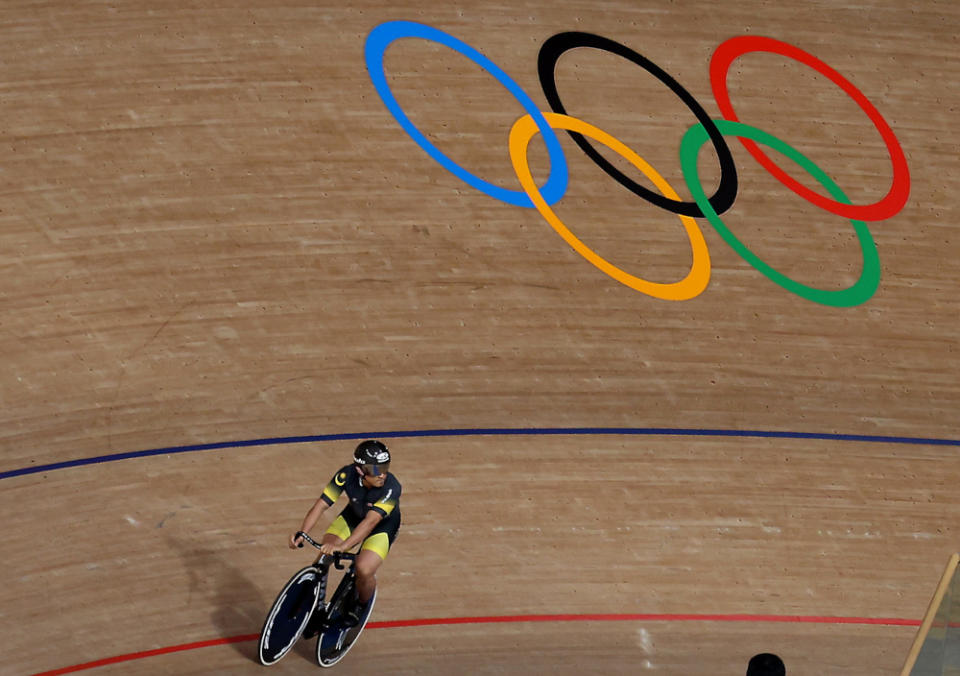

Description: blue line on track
[3,427,959,481]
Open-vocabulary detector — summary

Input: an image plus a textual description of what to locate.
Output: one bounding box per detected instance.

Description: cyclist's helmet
[354,440,391,477]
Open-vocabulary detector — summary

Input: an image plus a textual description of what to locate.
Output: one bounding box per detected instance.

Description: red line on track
[34,634,261,675]
[33,613,920,675]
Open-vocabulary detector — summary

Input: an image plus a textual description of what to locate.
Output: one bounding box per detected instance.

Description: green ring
[679,120,881,307]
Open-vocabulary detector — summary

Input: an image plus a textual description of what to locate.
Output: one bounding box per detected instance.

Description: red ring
[709,35,910,222]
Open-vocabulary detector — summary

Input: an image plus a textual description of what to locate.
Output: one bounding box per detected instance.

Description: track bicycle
[258,531,377,668]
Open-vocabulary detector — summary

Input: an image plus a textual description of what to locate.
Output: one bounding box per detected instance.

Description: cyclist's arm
[289,497,332,548]
[338,510,383,551]
[300,497,332,533]
[290,469,350,548]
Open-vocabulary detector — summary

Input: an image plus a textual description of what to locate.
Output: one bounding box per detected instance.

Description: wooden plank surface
[1,1,958,674]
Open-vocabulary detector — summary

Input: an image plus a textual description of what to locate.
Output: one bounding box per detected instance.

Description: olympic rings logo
[365,21,911,306]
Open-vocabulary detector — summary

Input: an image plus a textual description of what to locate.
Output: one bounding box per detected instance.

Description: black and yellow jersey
[320,465,402,530]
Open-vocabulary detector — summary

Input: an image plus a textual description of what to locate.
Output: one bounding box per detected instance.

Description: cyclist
[289,440,401,628]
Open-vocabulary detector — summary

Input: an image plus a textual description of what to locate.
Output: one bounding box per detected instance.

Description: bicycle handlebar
[294,531,357,565]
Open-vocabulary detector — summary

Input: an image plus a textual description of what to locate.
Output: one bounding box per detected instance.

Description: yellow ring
[508,112,710,300]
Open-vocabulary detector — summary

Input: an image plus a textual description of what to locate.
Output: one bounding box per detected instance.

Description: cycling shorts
[324,514,399,560]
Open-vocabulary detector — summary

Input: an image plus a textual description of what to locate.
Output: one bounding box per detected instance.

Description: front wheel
[258,565,322,666]
[317,588,377,667]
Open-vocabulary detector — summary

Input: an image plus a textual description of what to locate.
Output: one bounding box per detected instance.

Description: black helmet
[354,440,391,476]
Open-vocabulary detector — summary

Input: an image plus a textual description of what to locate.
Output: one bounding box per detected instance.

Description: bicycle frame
[258,532,357,666]
[297,531,356,604]
[294,532,376,668]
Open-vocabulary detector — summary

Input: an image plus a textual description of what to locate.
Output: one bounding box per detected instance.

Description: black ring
[538,32,738,218]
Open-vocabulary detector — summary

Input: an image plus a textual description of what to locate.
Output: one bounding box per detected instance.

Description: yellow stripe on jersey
[372,497,397,516]
[322,470,349,504]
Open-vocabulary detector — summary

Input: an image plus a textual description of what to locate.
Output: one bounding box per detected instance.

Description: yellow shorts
[325,515,392,561]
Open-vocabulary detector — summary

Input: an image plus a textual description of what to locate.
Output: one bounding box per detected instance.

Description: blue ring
[365,21,568,208]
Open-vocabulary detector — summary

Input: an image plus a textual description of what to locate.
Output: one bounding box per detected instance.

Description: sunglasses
[357,463,389,477]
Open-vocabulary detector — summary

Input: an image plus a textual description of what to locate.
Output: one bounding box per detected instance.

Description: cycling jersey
[320,465,402,533]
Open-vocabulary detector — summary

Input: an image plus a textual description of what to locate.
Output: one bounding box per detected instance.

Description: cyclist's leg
[355,532,391,604]
[319,515,351,559]
[355,550,383,603]
[303,516,353,637]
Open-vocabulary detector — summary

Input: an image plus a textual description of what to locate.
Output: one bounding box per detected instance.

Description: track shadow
[165,534,265,663]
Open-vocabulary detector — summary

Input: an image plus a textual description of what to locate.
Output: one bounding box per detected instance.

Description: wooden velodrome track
[2,0,958,674]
